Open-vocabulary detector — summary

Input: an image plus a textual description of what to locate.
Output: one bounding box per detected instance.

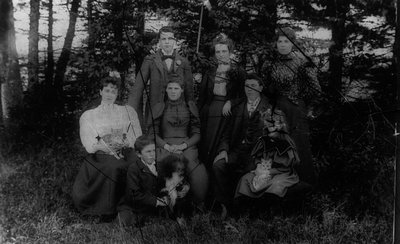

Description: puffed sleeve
[125,105,143,148]
[79,110,98,154]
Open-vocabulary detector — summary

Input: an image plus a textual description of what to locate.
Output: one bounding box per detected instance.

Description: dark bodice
[162,99,192,138]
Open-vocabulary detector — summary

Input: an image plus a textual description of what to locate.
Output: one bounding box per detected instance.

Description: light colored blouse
[79,103,142,154]
[213,64,230,96]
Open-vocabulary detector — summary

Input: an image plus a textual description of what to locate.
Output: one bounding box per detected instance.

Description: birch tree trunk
[45,0,54,90]
[53,0,81,99]
[1,0,22,124]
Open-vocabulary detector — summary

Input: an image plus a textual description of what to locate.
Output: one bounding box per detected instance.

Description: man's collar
[247,96,261,104]
[161,49,174,56]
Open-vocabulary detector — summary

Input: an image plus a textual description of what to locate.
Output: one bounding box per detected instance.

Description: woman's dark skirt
[72,150,137,216]
[276,97,316,185]
[199,96,227,167]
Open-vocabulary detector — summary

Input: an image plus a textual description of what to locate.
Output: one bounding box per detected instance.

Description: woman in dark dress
[262,27,321,185]
[150,75,209,209]
[197,33,246,167]
[72,76,142,217]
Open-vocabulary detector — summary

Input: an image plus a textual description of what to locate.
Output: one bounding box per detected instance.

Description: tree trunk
[87,0,95,51]
[45,0,54,91]
[328,0,348,99]
[53,0,81,97]
[28,0,40,90]
[394,0,400,241]
[1,0,22,124]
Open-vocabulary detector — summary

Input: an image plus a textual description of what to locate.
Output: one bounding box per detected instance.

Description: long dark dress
[72,104,142,215]
[263,51,321,185]
[150,99,209,204]
[198,63,246,167]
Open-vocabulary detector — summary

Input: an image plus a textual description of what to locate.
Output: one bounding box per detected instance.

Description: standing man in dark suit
[212,73,278,216]
[128,26,194,132]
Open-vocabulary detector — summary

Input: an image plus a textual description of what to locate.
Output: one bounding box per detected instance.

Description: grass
[0,139,393,243]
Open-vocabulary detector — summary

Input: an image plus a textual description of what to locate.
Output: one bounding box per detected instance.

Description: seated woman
[150,75,209,210]
[235,107,299,199]
[72,76,142,217]
[118,136,189,226]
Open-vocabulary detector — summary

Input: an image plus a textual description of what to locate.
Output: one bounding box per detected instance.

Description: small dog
[158,155,190,211]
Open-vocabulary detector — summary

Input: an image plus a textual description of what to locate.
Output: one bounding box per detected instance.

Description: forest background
[0,0,396,243]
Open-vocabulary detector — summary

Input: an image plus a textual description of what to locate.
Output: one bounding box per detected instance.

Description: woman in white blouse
[72,76,142,218]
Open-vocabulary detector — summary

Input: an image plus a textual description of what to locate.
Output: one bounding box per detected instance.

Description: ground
[0,141,392,243]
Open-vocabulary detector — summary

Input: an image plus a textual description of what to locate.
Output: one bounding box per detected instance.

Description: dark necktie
[162,55,175,61]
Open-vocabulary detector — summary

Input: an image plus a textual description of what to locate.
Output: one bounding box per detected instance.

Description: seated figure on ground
[235,116,300,199]
[150,74,209,211]
[117,136,190,226]
[212,73,273,217]
[72,76,142,218]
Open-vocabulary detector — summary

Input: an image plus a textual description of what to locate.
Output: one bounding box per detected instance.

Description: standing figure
[262,27,321,185]
[197,33,246,167]
[72,76,142,217]
[128,26,194,131]
[212,74,272,217]
[151,75,209,210]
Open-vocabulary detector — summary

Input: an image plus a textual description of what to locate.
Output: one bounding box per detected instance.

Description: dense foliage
[0,0,395,242]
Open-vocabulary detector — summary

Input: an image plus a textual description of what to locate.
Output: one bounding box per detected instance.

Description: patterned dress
[263,51,321,185]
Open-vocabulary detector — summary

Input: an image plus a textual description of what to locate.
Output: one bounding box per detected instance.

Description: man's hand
[177,184,190,198]
[213,150,228,164]
[164,144,174,153]
[156,197,168,207]
[222,101,232,117]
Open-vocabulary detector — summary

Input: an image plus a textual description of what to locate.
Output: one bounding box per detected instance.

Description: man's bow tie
[162,55,175,61]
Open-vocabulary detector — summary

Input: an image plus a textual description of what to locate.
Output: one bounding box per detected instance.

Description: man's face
[159,32,176,54]
[100,83,118,104]
[215,44,230,63]
[244,79,263,99]
[276,36,293,55]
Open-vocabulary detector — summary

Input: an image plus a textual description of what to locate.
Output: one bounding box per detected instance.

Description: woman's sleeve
[148,103,167,148]
[126,163,157,207]
[125,105,143,148]
[185,102,200,148]
[79,111,98,154]
[299,61,321,103]
[197,72,209,111]
[227,66,246,101]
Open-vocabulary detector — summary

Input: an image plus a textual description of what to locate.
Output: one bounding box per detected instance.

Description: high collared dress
[197,62,246,167]
[151,98,209,204]
[72,103,142,216]
[263,51,321,185]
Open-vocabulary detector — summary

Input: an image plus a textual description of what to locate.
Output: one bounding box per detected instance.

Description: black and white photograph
[0,0,396,243]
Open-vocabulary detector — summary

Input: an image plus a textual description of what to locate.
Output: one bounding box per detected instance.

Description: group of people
[72,26,321,225]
